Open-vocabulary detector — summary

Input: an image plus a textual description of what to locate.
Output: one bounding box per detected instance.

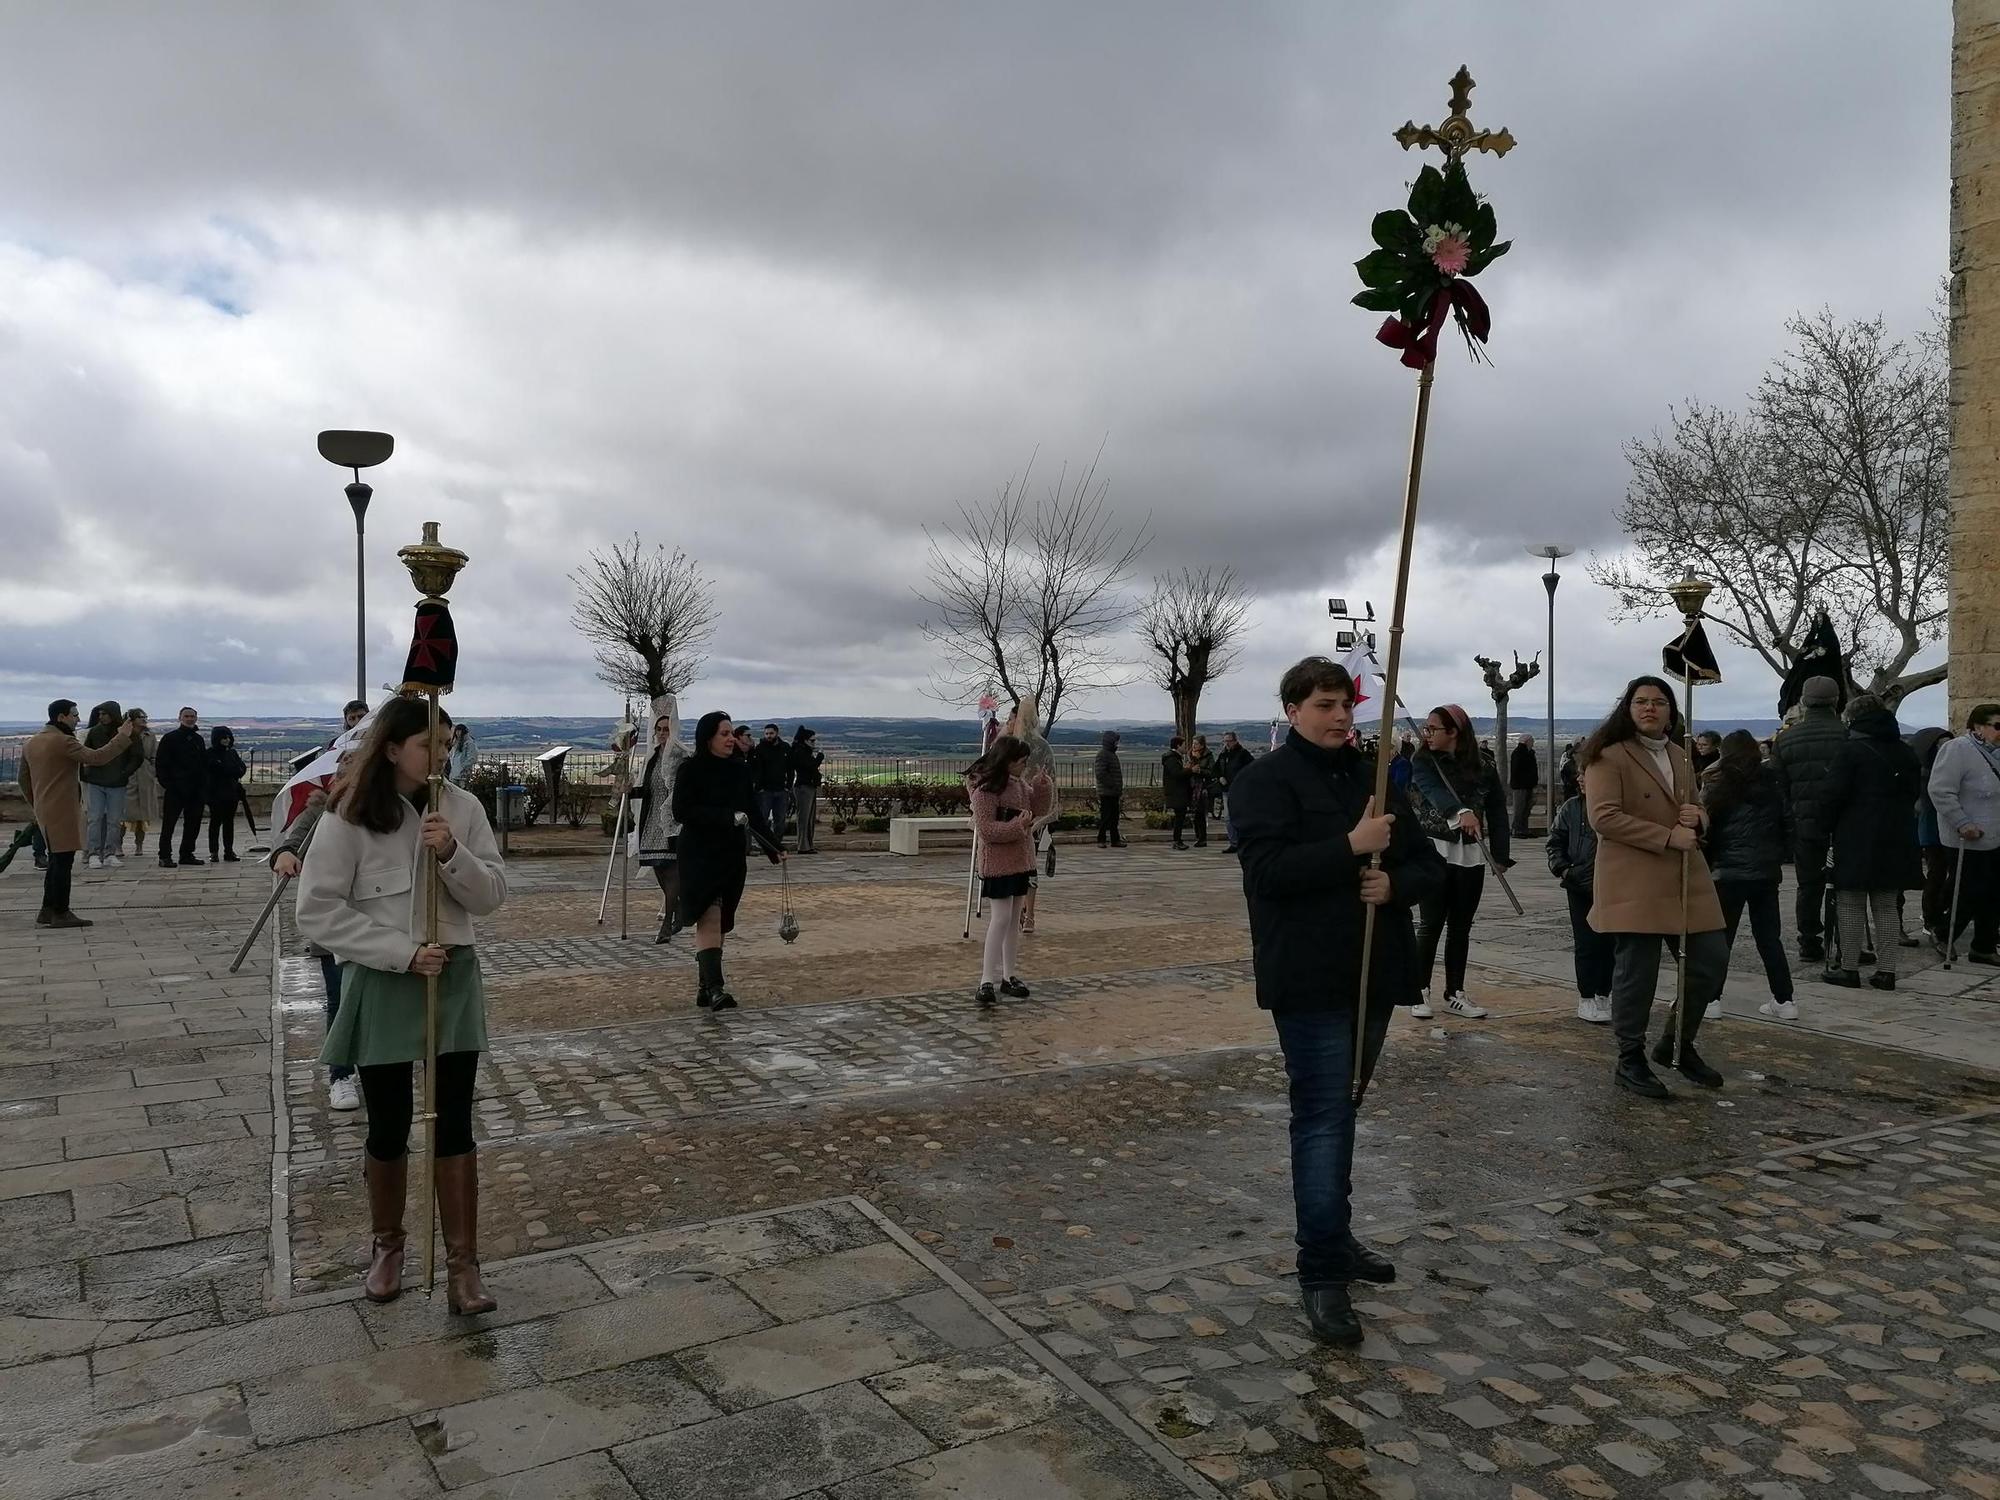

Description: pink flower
[1423,222,1471,277]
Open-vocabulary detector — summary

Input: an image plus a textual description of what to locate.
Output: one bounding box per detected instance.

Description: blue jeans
[319,953,352,1082]
[1270,1005,1393,1288]
[85,784,127,858]
[758,790,789,849]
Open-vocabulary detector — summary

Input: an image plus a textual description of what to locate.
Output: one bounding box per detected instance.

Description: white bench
[889,815,973,856]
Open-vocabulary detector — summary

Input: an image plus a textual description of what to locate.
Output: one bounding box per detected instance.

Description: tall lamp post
[1529,544,1573,831]
[317,430,395,705]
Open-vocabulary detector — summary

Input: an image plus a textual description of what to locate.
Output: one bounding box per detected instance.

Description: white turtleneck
[1635,732,1675,787]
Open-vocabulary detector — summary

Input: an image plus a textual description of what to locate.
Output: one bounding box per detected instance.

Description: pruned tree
[1592,307,1948,707]
[917,450,1150,728]
[1474,650,1541,769]
[1141,566,1252,744]
[569,536,718,700]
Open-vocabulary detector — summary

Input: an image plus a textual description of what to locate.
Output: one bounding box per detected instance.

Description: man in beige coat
[19,698,137,929]
[1582,676,1729,1100]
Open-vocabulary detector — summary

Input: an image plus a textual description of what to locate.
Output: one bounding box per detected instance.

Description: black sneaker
[977,983,998,1009]
[181,855,205,867]
[222,852,240,863]
[1221,844,1238,854]
[1869,971,1896,991]
[1969,951,2000,967]
[1823,969,1862,988]
[1653,1035,1723,1089]
[1798,938,1825,962]
[158,856,177,868]
[999,977,1030,999]
[1301,1285,1363,1347]
[1615,1053,1671,1099]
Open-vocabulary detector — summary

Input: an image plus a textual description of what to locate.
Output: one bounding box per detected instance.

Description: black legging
[207,798,239,857]
[359,1051,480,1162]
[1417,862,1486,995]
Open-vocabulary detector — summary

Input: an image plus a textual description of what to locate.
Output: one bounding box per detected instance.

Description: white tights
[981,895,1023,985]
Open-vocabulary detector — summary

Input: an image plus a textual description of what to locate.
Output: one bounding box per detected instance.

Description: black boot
[1869,971,1896,991]
[1330,1236,1396,1284]
[1651,1033,1723,1089]
[695,947,720,1009]
[1301,1284,1363,1346]
[705,947,737,1011]
[1615,1047,1670,1099]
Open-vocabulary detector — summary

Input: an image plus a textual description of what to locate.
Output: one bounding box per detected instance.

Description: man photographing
[1229,656,1444,1346]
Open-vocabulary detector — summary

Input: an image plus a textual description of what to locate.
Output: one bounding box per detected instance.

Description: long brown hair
[967,734,1030,794]
[1422,703,1483,782]
[1702,728,1765,814]
[1579,676,1682,768]
[330,697,452,834]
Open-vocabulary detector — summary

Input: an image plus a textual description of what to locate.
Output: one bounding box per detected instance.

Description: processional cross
[1394,66,1516,162]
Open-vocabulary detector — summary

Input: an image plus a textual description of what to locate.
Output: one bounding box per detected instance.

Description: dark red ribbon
[1375,281,1492,369]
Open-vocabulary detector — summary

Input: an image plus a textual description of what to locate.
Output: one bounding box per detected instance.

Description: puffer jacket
[1701,762,1791,886]
[1825,708,1923,892]
[1771,705,1847,843]
[1545,795,1597,895]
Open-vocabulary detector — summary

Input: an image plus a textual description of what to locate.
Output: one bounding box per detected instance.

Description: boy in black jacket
[1231,656,1444,1348]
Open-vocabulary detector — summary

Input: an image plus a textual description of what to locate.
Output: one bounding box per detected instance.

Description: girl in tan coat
[1581,676,1729,1100]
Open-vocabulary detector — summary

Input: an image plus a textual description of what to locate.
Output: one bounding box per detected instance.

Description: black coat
[1231,729,1445,1015]
[1216,743,1254,788]
[1545,795,1598,895]
[1701,763,1791,886]
[790,741,824,788]
[206,745,247,805]
[1824,709,1923,892]
[154,726,208,799]
[747,738,792,793]
[1771,706,1847,844]
[672,750,779,928]
[1509,743,1538,791]
[1161,751,1193,811]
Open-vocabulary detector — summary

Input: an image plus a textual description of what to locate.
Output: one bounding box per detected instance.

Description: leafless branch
[1140,566,1252,743]
[569,536,719,701]
[1589,305,1948,706]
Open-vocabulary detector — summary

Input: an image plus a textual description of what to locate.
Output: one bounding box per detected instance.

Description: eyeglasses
[1631,697,1672,709]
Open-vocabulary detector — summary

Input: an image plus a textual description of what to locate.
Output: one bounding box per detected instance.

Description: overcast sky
[0,2,1951,733]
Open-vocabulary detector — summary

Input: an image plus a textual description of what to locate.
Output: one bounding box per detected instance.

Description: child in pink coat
[966,734,1054,1007]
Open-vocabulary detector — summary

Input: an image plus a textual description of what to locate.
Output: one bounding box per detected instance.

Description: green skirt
[319,947,489,1069]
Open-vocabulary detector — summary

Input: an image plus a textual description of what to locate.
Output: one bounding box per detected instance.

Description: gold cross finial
[1394,65,1516,162]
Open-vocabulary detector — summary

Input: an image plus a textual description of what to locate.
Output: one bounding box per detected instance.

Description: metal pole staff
[228,818,319,974]
[597,791,629,926]
[1666,574,1714,1069]
[961,834,980,940]
[1392,702,1522,916]
[1944,843,1968,969]
[419,689,443,1295]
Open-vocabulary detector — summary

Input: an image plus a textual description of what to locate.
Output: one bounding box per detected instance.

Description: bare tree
[917,451,1150,728]
[569,536,719,700]
[1474,650,1540,769]
[1141,567,1252,744]
[1592,307,1948,706]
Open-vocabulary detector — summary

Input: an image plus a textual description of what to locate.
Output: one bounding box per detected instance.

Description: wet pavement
[3,834,1998,1497]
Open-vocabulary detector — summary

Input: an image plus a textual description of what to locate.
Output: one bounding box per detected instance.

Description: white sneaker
[1410,990,1435,1019]
[1704,1000,1722,1021]
[104,855,123,869]
[329,1076,362,1111]
[1443,992,1489,1019]
[1759,999,1799,1021]
[1576,995,1611,1024]
[87,856,103,870]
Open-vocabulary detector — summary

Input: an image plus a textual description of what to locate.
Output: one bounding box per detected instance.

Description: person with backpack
[1822,696,1923,989]
[1546,784,1612,1024]
[1702,729,1796,1019]
[1926,702,2000,965]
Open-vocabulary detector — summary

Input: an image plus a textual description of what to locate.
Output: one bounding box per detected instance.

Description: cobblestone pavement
[5,834,2000,1497]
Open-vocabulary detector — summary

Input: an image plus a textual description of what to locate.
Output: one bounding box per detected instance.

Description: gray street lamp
[1529,544,1573,829]
[317,431,395,705]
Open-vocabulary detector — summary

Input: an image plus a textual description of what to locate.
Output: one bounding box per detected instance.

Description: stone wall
[1952,0,2000,724]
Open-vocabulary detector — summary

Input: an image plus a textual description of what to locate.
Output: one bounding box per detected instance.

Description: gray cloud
[0,2,1951,729]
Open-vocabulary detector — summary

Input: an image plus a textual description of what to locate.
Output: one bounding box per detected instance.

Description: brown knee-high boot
[434,1151,497,1315]
[363,1153,407,1303]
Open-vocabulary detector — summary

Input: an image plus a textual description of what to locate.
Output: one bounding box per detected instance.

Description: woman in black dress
[672,711,782,1011]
